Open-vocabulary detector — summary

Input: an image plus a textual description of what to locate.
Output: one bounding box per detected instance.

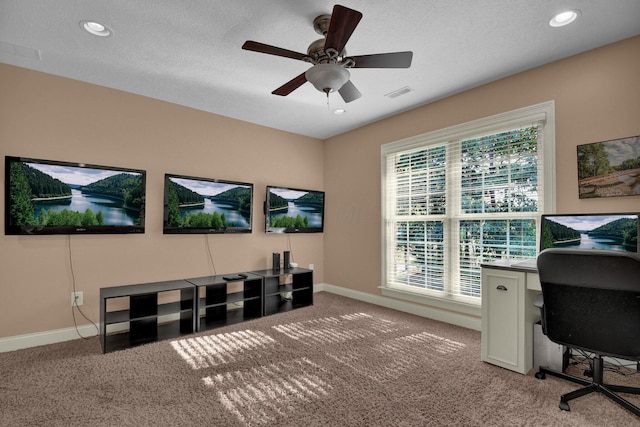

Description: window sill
[379,286,481,318]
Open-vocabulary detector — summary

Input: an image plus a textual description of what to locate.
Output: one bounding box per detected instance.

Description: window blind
[382,102,554,304]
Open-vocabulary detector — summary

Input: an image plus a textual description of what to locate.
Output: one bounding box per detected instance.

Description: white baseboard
[1,283,478,353]
[315,283,481,331]
[0,324,98,353]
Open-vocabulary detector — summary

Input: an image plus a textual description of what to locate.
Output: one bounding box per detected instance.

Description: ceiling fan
[242,4,413,103]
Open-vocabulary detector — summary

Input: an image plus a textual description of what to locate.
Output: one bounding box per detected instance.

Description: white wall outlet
[71,291,84,307]
[309,263,314,270]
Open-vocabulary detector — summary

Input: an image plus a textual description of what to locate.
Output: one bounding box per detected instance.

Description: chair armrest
[533,293,544,309]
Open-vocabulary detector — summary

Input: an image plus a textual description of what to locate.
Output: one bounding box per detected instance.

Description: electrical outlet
[71,291,84,307]
[309,263,314,270]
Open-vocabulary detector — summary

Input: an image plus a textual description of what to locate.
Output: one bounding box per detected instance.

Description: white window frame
[380,101,556,315]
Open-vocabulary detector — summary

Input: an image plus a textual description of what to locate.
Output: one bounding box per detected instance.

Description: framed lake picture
[577,135,640,199]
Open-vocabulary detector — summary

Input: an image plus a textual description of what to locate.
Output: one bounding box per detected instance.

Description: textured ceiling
[1,1,639,139]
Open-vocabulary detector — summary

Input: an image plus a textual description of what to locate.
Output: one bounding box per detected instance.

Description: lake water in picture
[271,201,323,228]
[34,189,138,225]
[181,199,250,227]
[559,233,630,252]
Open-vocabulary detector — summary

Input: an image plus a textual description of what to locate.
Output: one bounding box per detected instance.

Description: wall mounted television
[540,213,639,253]
[265,186,325,233]
[5,156,145,235]
[163,174,253,234]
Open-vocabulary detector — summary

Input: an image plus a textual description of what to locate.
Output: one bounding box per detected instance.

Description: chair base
[535,355,640,416]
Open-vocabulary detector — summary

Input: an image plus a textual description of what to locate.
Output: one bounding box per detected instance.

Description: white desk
[480,259,541,374]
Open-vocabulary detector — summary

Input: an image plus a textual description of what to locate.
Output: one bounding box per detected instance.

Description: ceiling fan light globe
[305,64,350,93]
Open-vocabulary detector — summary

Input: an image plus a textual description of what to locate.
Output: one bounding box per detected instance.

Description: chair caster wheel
[535,371,546,380]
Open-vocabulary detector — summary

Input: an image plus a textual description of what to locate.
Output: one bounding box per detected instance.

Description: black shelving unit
[186,273,263,331]
[251,267,313,316]
[99,268,313,353]
[99,279,196,353]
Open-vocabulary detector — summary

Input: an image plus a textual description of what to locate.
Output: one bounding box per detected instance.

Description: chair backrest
[536,248,640,360]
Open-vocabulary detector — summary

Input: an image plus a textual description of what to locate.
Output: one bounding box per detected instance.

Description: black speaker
[283,251,291,269]
[272,252,280,271]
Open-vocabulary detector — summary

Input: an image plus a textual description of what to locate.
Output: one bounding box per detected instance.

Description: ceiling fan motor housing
[307,39,346,64]
[305,64,350,93]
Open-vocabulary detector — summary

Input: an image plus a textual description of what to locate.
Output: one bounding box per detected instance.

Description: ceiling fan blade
[272,72,308,96]
[348,51,413,68]
[242,41,308,62]
[324,5,362,54]
[338,80,362,103]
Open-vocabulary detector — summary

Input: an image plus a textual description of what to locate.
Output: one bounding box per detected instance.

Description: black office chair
[534,248,640,416]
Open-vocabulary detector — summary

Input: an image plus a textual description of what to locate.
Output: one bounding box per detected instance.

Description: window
[381,102,555,310]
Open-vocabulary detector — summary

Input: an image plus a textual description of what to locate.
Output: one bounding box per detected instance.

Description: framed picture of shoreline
[577,135,640,199]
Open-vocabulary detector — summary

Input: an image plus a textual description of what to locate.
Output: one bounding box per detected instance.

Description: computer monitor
[540,213,639,253]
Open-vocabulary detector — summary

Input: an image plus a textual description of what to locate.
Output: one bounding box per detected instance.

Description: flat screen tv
[163,174,253,234]
[540,213,639,253]
[265,186,325,233]
[5,156,145,235]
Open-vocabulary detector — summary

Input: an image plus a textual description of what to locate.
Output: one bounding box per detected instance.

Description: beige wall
[2,36,639,340]
[0,65,324,338]
[323,36,640,296]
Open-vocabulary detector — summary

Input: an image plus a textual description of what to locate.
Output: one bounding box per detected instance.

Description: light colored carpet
[1,292,639,426]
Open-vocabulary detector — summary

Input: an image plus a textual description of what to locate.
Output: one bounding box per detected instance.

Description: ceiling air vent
[385,86,413,99]
[0,40,41,60]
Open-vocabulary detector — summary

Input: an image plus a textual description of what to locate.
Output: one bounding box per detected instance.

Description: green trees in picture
[83,173,144,211]
[577,142,610,179]
[542,220,580,249]
[12,161,71,199]
[211,187,252,214]
[184,211,227,229]
[589,217,638,250]
[165,183,183,227]
[165,182,204,227]
[268,192,288,210]
[36,208,105,227]
[8,162,38,227]
[270,214,309,229]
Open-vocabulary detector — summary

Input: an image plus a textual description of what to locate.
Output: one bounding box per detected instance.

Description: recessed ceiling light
[333,108,346,115]
[80,20,112,37]
[549,10,580,27]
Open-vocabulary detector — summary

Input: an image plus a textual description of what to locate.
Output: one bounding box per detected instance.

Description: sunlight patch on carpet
[170,330,277,370]
[202,357,332,426]
[327,332,467,383]
[272,312,401,344]
[394,331,467,355]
